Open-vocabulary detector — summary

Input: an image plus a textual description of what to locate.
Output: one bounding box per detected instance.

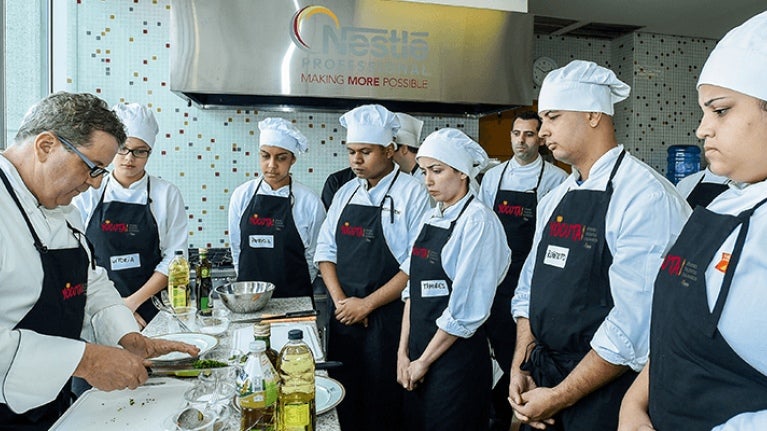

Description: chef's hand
[335,297,372,327]
[509,386,560,429]
[118,332,200,360]
[73,343,148,391]
[397,351,412,390]
[406,358,429,390]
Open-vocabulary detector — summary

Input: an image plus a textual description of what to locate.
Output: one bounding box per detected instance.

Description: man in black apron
[508,61,689,430]
[315,104,430,431]
[231,117,324,298]
[0,93,197,430]
[479,110,567,431]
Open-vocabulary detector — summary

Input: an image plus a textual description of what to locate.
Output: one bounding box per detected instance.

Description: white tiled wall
[62,1,717,247]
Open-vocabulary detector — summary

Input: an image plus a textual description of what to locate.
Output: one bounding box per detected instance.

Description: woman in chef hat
[397,128,511,431]
[619,10,767,431]
[228,117,325,298]
[74,102,188,328]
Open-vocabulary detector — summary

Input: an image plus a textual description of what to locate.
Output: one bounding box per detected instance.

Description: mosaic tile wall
[60,1,717,247]
[65,0,477,248]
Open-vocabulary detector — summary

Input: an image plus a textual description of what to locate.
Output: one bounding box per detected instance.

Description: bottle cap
[254,322,271,337]
[250,340,266,353]
[288,329,304,340]
[174,250,183,255]
[198,247,208,254]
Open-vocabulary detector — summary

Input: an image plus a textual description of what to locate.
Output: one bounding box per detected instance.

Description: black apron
[236,179,312,298]
[405,196,491,431]
[0,170,89,431]
[649,198,767,430]
[685,174,728,209]
[489,160,544,369]
[327,171,405,431]
[523,150,636,431]
[85,177,161,323]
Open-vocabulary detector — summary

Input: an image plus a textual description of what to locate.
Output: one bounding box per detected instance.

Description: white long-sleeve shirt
[314,166,431,267]
[401,192,511,338]
[0,156,138,413]
[512,146,691,372]
[228,178,326,281]
[478,155,568,206]
[73,172,188,275]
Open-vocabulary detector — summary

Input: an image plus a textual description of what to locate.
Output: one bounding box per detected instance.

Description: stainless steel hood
[170,0,534,115]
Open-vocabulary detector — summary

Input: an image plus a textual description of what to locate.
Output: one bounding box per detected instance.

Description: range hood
[170,0,534,115]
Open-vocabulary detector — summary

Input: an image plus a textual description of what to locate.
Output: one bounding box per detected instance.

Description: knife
[231,309,318,324]
[148,361,342,376]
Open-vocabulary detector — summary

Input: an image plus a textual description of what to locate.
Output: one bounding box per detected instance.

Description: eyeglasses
[56,135,110,178]
[117,147,152,158]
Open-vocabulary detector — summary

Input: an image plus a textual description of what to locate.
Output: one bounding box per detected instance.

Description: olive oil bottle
[277,329,315,431]
[167,250,189,308]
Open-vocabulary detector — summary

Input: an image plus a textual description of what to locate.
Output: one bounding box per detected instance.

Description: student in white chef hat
[620,10,767,431]
[507,60,690,430]
[228,117,325,300]
[73,102,189,328]
[395,127,510,430]
[392,112,426,180]
[314,104,430,431]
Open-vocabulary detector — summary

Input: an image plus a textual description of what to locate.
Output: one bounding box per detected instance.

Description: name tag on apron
[249,235,274,248]
[543,245,569,269]
[110,253,141,271]
[421,280,449,297]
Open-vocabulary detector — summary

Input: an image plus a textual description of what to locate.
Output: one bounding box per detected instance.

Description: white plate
[50,378,192,430]
[149,332,218,362]
[315,375,345,415]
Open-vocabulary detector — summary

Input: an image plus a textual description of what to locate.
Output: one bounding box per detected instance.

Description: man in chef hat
[74,102,188,328]
[315,104,430,431]
[507,60,690,430]
[620,10,767,431]
[228,117,325,299]
[392,112,426,181]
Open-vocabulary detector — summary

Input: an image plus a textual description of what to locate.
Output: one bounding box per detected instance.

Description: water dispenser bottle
[666,145,701,185]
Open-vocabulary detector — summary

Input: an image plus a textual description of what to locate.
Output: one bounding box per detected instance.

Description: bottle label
[201,267,210,277]
[283,403,310,426]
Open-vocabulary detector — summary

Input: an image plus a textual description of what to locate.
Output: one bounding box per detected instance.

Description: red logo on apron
[61,282,85,300]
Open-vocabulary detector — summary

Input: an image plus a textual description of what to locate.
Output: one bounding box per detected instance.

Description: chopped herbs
[192,359,228,369]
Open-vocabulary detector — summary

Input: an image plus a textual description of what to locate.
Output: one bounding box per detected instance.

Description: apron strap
[0,169,47,253]
[495,161,511,194]
[704,196,767,337]
[534,159,545,192]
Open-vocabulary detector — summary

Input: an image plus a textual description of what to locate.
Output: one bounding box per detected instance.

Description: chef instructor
[0,92,198,431]
[314,104,431,431]
[74,103,188,327]
[508,61,690,430]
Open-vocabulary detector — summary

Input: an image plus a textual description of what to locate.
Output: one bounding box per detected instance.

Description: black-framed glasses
[117,147,152,158]
[56,135,110,178]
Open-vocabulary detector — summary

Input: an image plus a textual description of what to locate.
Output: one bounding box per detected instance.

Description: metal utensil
[230,309,318,324]
[151,296,193,332]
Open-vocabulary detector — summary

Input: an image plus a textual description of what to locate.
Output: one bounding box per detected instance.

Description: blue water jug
[667,145,701,185]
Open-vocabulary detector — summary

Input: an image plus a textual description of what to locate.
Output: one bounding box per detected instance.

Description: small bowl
[196,308,230,336]
[214,281,275,313]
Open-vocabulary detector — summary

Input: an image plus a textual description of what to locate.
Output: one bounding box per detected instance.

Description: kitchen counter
[143,297,341,431]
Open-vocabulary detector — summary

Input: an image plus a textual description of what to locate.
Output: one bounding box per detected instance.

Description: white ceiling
[528,0,766,39]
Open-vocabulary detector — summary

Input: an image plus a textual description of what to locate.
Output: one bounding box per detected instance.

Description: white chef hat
[417,128,489,179]
[698,11,767,102]
[112,103,159,148]
[538,60,631,116]
[258,117,309,155]
[394,113,425,148]
[340,104,400,146]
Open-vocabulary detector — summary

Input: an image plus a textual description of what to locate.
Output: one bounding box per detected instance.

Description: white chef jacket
[314,166,431,267]
[695,179,767,430]
[512,146,691,372]
[675,167,730,200]
[401,192,511,338]
[0,156,138,413]
[228,178,326,281]
[73,172,188,275]
[478,155,569,207]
